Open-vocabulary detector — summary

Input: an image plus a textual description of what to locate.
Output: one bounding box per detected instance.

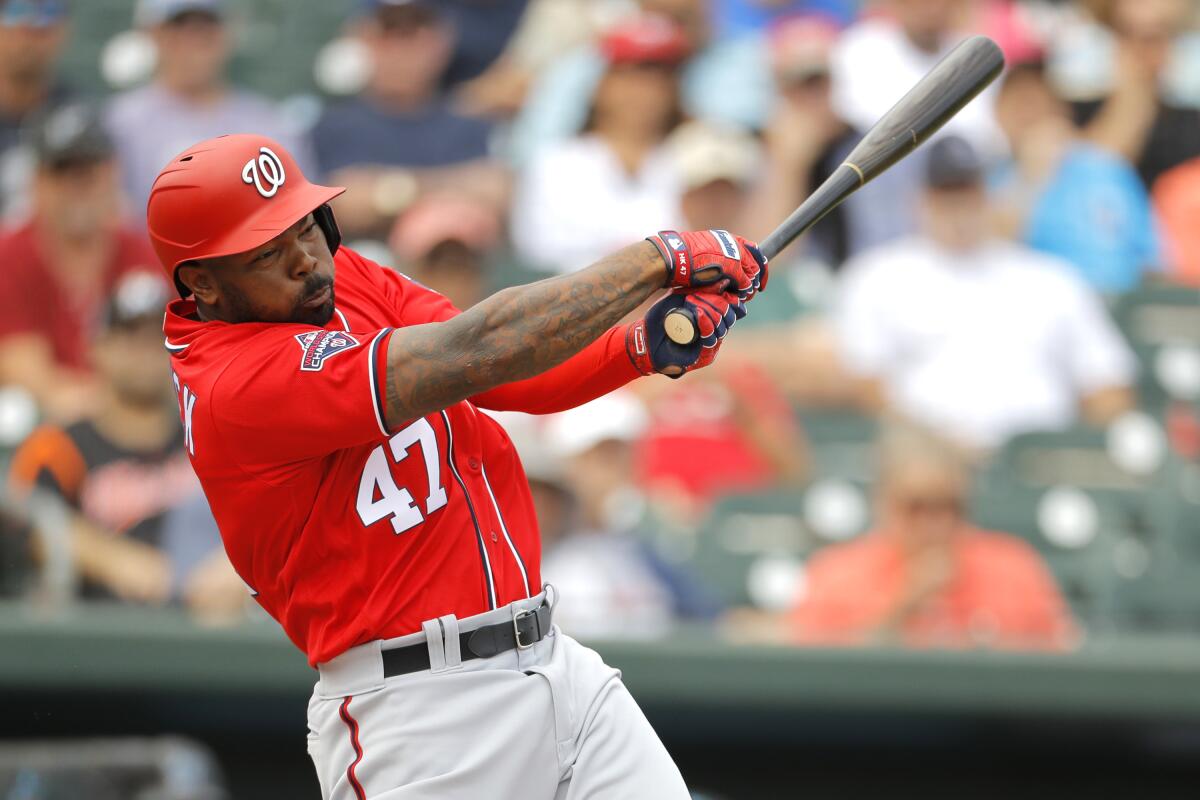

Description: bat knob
[664,309,697,346]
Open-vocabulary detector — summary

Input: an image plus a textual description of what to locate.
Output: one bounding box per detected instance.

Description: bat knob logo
[242,146,286,198]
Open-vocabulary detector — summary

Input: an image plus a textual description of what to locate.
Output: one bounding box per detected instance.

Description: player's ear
[177,260,219,306]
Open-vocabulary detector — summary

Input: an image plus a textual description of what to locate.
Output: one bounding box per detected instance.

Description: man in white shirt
[106,0,312,218]
[833,136,1135,449]
[829,0,1004,158]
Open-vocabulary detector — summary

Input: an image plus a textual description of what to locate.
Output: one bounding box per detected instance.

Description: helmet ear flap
[314,203,341,255]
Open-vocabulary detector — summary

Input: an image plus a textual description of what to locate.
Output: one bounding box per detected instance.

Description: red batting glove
[649,229,769,300]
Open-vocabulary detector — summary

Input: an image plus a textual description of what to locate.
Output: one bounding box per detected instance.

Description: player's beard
[222,275,336,327]
[291,275,337,326]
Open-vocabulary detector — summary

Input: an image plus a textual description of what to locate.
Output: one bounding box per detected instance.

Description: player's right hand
[649,229,769,300]
[625,289,745,378]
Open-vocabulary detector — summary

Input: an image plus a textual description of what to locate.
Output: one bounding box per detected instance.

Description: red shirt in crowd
[637,364,799,507]
[791,527,1076,650]
[166,247,639,665]
[0,222,159,370]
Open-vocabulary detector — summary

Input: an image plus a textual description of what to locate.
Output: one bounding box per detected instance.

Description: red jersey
[0,221,160,370]
[165,247,638,665]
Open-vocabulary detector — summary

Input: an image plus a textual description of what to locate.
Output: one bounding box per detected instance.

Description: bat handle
[663,308,698,346]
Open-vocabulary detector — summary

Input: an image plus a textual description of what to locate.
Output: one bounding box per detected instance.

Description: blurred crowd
[0,0,1198,653]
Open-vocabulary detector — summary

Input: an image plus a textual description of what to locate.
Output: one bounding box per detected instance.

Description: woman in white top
[511,14,689,273]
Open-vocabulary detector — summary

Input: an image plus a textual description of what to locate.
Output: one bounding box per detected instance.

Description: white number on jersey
[356,418,447,534]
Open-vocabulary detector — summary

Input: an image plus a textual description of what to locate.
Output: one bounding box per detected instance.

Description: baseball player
[147,134,766,799]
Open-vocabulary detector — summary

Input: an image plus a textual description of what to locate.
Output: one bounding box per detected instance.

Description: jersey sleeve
[470,325,641,415]
[208,325,394,470]
[345,247,641,414]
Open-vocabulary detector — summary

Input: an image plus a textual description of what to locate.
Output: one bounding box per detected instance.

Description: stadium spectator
[833,135,1136,449]
[0,103,159,421]
[746,14,917,267]
[667,119,760,232]
[508,0,771,168]
[0,0,69,220]
[991,60,1161,294]
[512,394,721,638]
[7,274,241,614]
[1152,157,1200,286]
[634,362,810,519]
[387,194,502,311]
[453,0,628,119]
[1073,0,1200,192]
[312,0,507,239]
[713,0,858,35]
[511,14,687,273]
[830,0,1004,157]
[106,0,312,218]
[437,0,529,87]
[790,424,1077,650]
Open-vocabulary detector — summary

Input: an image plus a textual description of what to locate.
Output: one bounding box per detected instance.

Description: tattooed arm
[383,241,664,428]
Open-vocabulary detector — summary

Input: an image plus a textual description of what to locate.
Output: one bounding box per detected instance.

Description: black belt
[382,602,552,678]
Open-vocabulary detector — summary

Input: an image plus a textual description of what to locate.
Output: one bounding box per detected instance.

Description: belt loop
[422,615,463,674]
[422,618,447,672]
[439,614,462,669]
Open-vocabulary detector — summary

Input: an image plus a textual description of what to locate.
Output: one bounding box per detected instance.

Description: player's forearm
[470,325,639,415]
[384,241,663,426]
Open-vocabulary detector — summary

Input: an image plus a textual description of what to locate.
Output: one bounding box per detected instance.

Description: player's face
[193,214,336,326]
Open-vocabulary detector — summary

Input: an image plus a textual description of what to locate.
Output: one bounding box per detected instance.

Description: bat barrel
[842,35,1005,183]
[663,35,1005,347]
[761,35,1004,263]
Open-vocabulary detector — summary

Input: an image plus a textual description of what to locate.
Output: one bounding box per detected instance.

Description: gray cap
[27,103,114,168]
[925,135,983,189]
[135,0,224,27]
[102,273,170,331]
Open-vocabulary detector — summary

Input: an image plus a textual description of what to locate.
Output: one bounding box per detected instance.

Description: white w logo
[241,146,286,198]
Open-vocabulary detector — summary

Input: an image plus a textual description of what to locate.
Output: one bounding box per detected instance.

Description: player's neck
[193,300,229,323]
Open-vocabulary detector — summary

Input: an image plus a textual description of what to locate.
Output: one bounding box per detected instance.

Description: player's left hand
[625,289,745,378]
[650,229,769,300]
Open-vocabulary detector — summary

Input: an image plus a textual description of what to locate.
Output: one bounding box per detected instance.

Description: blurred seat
[1112,284,1200,415]
[795,408,878,481]
[0,736,227,800]
[973,420,1200,633]
[689,478,873,611]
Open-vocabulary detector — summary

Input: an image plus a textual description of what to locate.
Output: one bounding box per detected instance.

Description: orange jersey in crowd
[790,527,1075,650]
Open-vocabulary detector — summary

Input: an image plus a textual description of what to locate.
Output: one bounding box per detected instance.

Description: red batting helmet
[146,133,345,297]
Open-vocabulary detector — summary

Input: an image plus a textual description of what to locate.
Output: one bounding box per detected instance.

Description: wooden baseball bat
[662,34,1006,346]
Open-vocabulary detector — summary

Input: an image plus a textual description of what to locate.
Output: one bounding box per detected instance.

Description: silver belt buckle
[513,608,536,650]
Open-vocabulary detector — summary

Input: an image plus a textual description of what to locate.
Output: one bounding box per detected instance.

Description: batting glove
[650,229,769,300]
[625,290,744,378]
